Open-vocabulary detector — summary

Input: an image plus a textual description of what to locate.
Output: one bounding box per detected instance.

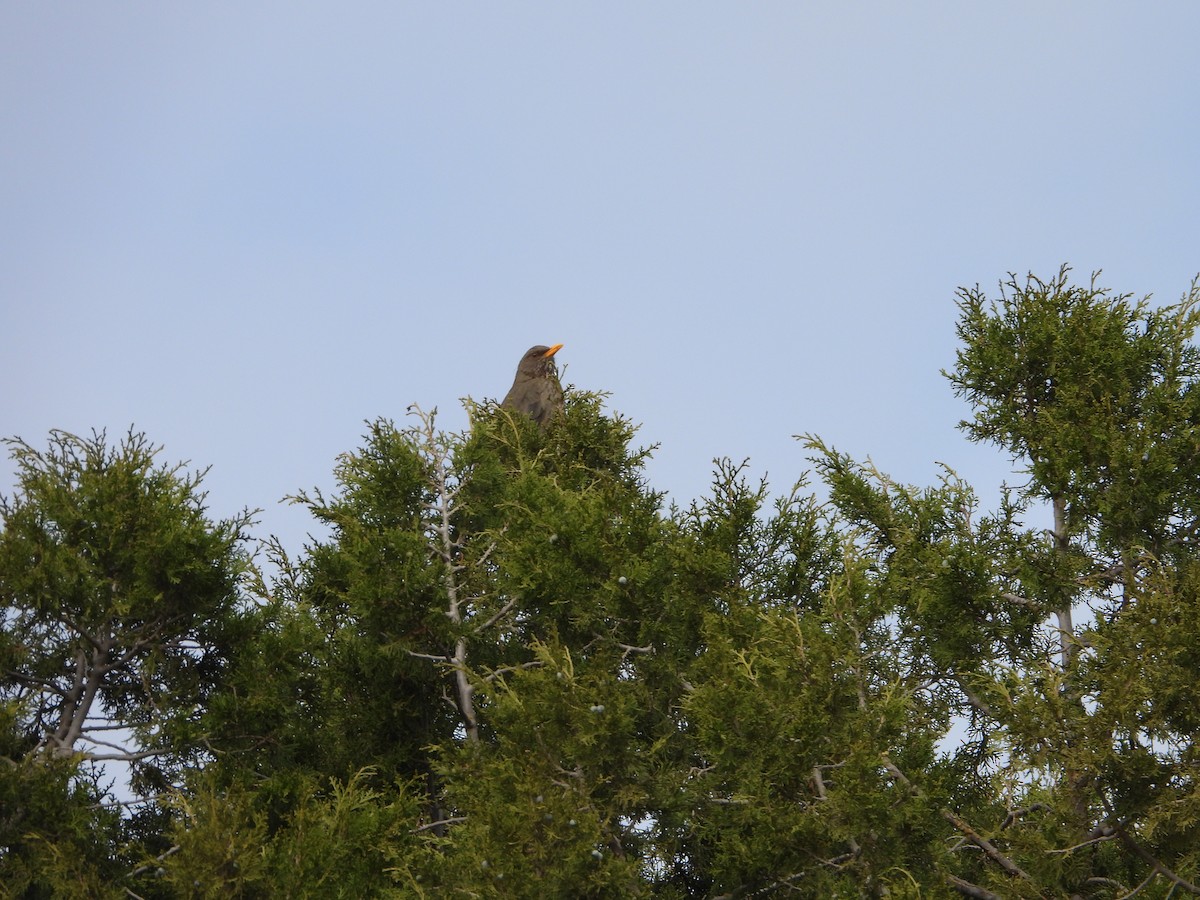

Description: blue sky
[3,4,1198,558]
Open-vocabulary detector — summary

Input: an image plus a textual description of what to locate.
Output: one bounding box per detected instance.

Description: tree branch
[883,755,1031,884]
[411,405,479,744]
[946,874,1002,900]
[126,844,180,880]
[406,649,450,664]
[81,746,172,763]
[1046,825,1116,854]
[412,816,467,834]
[475,596,518,633]
[954,676,996,718]
[481,661,543,683]
[1000,591,1037,608]
[1112,821,1200,895]
[942,808,1032,881]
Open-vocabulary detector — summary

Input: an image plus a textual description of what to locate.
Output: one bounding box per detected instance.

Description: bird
[501,343,565,427]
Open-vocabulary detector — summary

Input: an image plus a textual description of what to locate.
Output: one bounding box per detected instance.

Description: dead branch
[410,405,479,743]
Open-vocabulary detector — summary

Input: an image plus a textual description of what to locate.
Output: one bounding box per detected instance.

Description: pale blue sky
[3,4,1198,556]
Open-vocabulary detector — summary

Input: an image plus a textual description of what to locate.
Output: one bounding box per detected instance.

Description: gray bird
[501,343,565,427]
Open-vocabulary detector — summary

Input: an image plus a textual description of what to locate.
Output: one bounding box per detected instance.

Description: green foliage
[5,268,1200,896]
[151,768,427,898]
[948,265,1200,556]
[0,743,124,899]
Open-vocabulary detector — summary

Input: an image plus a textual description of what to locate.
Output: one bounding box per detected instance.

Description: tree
[0,429,252,894]
[940,267,1200,893]
[6,267,1200,898]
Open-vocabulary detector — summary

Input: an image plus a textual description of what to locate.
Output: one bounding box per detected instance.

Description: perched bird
[501,343,565,427]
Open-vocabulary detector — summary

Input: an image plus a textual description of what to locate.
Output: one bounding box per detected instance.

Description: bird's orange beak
[543,343,564,358]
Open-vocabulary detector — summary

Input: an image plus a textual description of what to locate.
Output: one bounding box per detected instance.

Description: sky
[3,3,1199,563]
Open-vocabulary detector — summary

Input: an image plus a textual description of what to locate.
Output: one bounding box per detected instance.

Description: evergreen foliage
[3,268,1200,897]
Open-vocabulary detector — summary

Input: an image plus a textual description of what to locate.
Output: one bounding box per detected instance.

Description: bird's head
[517,343,563,379]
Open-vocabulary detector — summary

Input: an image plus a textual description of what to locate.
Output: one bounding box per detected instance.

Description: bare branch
[883,754,1031,884]
[954,677,995,718]
[1097,789,1200,895]
[880,755,914,790]
[79,733,145,754]
[1113,822,1200,895]
[406,649,450,664]
[999,802,1051,830]
[1116,868,1160,899]
[126,844,180,880]
[946,874,1002,900]
[942,808,1031,881]
[412,816,467,834]
[1000,591,1037,607]
[475,596,518,633]
[618,642,654,664]
[81,747,171,763]
[1046,825,1116,855]
[481,661,543,683]
[811,766,828,801]
[409,404,479,744]
[451,637,477,742]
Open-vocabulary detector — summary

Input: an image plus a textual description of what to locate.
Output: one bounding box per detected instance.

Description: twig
[1117,868,1160,899]
[81,746,171,763]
